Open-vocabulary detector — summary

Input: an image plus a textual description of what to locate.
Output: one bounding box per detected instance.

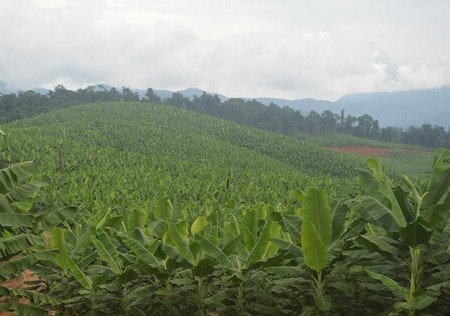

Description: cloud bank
[1,0,450,99]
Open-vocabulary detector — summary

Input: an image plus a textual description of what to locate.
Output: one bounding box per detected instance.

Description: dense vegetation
[1,85,449,148]
[0,102,448,315]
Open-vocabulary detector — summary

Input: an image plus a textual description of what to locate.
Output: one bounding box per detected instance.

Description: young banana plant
[347,149,450,315]
[269,188,351,313]
[295,188,333,312]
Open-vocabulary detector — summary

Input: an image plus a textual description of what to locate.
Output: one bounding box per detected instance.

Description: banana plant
[347,149,450,315]
[0,156,77,315]
[277,187,354,314]
[294,188,333,312]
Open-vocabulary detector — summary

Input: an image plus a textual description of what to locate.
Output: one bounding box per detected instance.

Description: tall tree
[145,88,161,104]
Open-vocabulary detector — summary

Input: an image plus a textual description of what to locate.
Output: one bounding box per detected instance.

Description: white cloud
[1,0,450,99]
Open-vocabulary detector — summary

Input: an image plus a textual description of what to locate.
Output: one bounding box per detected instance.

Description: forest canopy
[1,85,449,148]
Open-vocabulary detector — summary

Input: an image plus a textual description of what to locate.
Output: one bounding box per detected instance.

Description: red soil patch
[0,269,47,316]
[329,146,393,157]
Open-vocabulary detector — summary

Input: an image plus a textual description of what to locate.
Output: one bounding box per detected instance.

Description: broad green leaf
[291,189,304,201]
[422,149,450,210]
[121,235,162,268]
[154,197,173,221]
[263,221,281,258]
[399,220,433,247]
[271,238,302,256]
[127,207,148,232]
[0,234,43,257]
[393,185,416,224]
[6,181,47,208]
[281,214,302,245]
[166,221,196,265]
[347,196,402,232]
[358,159,406,228]
[366,269,406,298]
[242,226,256,252]
[331,201,348,241]
[11,198,34,213]
[0,162,37,195]
[191,216,208,235]
[300,188,332,246]
[71,225,95,257]
[95,208,111,230]
[51,227,69,274]
[244,220,273,268]
[206,225,219,245]
[413,293,438,310]
[14,303,49,316]
[242,208,259,237]
[0,250,57,275]
[91,235,122,274]
[421,200,450,232]
[301,222,328,272]
[37,206,77,227]
[51,227,92,289]
[356,235,402,256]
[0,213,34,228]
[222,235,241,256]
[195,234,234,269]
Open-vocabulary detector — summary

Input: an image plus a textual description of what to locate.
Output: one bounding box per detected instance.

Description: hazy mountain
[254,97,336,114]
[416,110,450,129]
[0,80,19,94]
[252,87,450,128]
[1,80,49,95]
[336,86,450,127]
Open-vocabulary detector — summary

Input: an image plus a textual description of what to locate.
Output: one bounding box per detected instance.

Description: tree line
[1,85,449,148]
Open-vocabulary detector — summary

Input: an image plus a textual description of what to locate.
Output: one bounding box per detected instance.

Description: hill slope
[2,102,361,214]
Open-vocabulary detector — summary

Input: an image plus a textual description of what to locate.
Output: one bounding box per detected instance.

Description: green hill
[2,102,361,214]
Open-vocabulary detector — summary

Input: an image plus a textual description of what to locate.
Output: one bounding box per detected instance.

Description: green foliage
[300,189,332,272]
[0,158,72,314]
[347,150,450,315]
[1,102,448,315]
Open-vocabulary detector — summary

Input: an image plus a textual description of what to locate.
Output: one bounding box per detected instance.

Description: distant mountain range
[1,80,449,128]
[251,87,450,128]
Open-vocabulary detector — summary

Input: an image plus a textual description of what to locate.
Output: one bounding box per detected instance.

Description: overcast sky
[1,0,450,100]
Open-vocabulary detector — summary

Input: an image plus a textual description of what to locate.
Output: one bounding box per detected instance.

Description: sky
[1,0,450,100]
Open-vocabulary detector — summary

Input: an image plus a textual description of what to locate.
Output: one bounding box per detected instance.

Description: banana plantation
[0,102,448,315]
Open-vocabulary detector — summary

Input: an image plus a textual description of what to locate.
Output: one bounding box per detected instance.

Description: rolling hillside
[2,102,363,214]
[0,101,444,315]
